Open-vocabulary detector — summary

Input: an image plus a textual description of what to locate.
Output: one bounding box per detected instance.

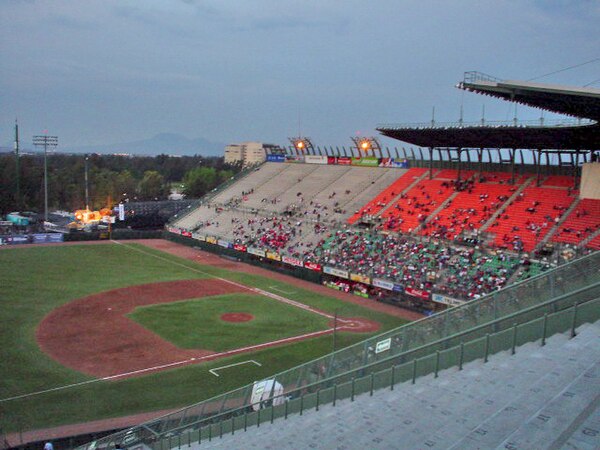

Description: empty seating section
[478,171,525,184]
[240,164,319,212]
[343,169,409,222]
[421,182,516,239]
[210,162,289,204]
[490,186,575,252]
[552,198,600,246]
[435,169,476,180]
[347,168,426,224]
[381,177,455,233]
[542,175,576,188]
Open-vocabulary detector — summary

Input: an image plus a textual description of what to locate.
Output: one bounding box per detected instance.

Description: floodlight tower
[351,136,381,156]
[14,119,20,210]
[288,137,314,155]
[33,133,58,222]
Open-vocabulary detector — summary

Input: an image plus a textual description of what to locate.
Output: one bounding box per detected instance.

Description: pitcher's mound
[221,312,254,323]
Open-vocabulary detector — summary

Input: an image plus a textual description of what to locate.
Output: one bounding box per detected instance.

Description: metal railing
[79,251,600,449]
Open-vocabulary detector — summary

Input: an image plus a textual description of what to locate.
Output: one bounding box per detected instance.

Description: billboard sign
[266,251,281,261]
[350,273,371,284]
[304,261,322,271]
[266,154,286,163]
[282,255,304,267]
[372,278,395,291]
[247,247,266,257]
[323,266,349,279]
[405,286,431,300]
[304,155,328,165]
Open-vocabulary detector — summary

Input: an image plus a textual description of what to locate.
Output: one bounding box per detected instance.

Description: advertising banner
[118,203,125,221]
[375,338,392,354]
[337,157,352,165]
[350,273,371,284]
[218,239,232,248]
[32,233,64,243]
[372,278,395,291]
[166,226,181,234]
[181,230,192,238]
[247,247,266,257]
[233,244,247,252]
[206,236,217,244]
[285,155,303,163]
[282,255,304,267]
[266,251,281,261]
[192,233,205,241]
[393,283,404,293]
[431,293,466,307]
[327,156,337,165]
[266,154,286,163]
[323,266,349,279]
[7,235,29,244]
[304,155,328,165]
[351,157,380,167]
[353,291,369,298]
[304,261,322,272]
[405,286,431,300]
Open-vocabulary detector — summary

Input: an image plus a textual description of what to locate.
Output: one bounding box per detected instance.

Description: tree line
[0,152,240,216]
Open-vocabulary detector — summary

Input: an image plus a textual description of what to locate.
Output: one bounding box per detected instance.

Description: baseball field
[0,240,410,435]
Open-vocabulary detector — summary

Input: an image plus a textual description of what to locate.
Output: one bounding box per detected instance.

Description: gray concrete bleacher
[171,164,410,254]
[193,321,600,450]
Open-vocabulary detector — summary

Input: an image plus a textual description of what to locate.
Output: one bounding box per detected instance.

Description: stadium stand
[188,321,600,449]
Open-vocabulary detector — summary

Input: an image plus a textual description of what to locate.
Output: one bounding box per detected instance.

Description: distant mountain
[61,133,226,156]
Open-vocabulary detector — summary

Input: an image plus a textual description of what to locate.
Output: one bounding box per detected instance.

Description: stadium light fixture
[288,137,314,154]
[33,134,58,222]
[351,136,381,155]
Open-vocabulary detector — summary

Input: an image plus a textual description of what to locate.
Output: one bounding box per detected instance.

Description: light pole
[85,155,90,210]
[33,134,58,222]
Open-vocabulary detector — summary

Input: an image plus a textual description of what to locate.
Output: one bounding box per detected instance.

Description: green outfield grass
[0,242,408,433]
[129,293,330,351]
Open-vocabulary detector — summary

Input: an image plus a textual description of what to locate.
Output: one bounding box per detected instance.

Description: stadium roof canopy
[377,72,600,151]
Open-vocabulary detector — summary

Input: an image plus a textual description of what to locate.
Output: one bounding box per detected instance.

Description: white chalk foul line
[209,360,262,377]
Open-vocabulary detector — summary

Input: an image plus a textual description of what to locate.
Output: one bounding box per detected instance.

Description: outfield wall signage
[431,293,466,307]
[405,286,431,300]
[323,266,349,279]
[218,239,232,248]
[393,283,404,293]
[304,261,322,271]
[206,236,217,244]
[375,338,391,354]
[32,233,64,243]
[285,156,303,163]
[247,247,266,257]
[327,156,337,165]
[192,233,206,241]
[5,235,30,244]
[266,251,281,261]
[350,273,371,284]
[181,230,192,238]
[233,244,247,252]
[372,278,395,291]
[282,255,304,267]
[304,155,328,165]
[266,154,286,163]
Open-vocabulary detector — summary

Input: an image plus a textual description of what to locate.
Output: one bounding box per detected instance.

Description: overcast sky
[1,0,599,149]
